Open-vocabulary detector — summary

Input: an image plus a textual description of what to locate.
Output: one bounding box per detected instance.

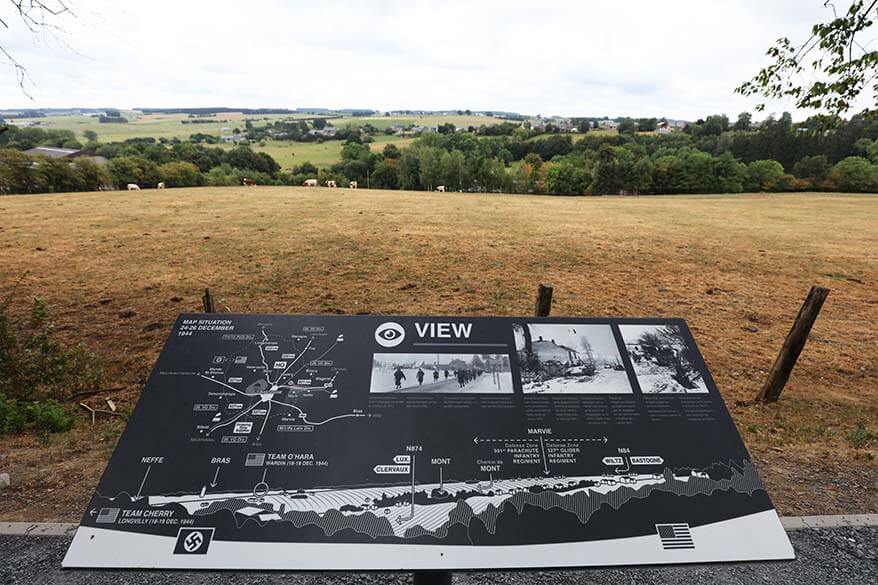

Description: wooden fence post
[756,285,830,403]
[202,288,216,313]
[535,283,553,317]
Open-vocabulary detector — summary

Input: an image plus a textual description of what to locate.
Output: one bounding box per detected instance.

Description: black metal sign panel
[63,314,793,569]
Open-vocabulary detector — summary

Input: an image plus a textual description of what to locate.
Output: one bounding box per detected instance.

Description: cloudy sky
[0,1,849,119]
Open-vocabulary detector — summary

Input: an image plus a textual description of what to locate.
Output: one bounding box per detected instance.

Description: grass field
[0,189,875,521]
[528,129,617,141]
[12,112,314,143]
[220,134,419,169]
[330,114,511,130]
[14,111,505,169]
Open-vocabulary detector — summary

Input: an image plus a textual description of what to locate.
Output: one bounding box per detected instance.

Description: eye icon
[375,322,405,347]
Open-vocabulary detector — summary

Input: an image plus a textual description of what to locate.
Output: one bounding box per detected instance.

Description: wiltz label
[173,527,214,554]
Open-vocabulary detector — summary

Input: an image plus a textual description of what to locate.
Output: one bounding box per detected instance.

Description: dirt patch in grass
[0,188,875,520]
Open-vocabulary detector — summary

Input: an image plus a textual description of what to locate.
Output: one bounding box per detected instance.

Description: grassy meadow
[219,134,419,168]
[0,188,875,520]
[12,111,314,142]
[329,114,509,130]
[13,111,513,169]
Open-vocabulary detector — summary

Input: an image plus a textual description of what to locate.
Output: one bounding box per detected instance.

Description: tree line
[303,112,878,194]
[0,130,286,194]
[3,111,878,195]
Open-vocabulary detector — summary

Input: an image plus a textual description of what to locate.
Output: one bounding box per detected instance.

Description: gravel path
[0,526,875,584]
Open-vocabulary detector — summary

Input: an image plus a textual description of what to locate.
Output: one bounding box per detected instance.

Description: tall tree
[617,118,637,135]
[637,118,658,132]
[440,149,466,190]
[732,112,752,131]
[523,153,544,193]
[418,147,442,191]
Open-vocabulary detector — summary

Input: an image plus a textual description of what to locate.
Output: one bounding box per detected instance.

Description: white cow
[436,185,446,192]
[326,180,337,188]
[127,183,141,191]
[349,181,358,189]
[157,182,166,189]
[303,179,318,187]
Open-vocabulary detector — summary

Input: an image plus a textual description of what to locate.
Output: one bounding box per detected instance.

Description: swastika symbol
[183,531,204,552]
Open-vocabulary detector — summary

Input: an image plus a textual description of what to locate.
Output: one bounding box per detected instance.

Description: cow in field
[436,185,446,192]
[157,182,166,189]
[326,180,337,188]
[303,179,318,187]
[242,178,257,186]
[349,181,358,189]
[127,183,141,191]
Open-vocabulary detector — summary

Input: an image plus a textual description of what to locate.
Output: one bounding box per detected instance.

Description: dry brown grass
[0,187,876,520]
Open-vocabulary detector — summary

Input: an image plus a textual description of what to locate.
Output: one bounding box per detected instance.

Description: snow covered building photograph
[619,324,709,393]
[513,323,632,394]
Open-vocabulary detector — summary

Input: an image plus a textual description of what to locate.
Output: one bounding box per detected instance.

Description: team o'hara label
[63,315,794,570]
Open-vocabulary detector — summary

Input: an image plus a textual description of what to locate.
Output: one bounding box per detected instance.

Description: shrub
[0,393,75,435]
[846,422,876,449]
[34,157,81,192]
[0,148,40,194]
[204,163,274,186]
[106,156,161,189]
[746,160,793,191]
[545,160,590,195]
[72,158,110,191]
[371,160,399,189]
[793,155,831,183]
[829,156,878,192]
[27,399,75,432]
[0,286,105,405]
[159,161,203,187]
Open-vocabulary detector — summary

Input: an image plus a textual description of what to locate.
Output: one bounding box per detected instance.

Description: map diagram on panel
[193,323,364,443]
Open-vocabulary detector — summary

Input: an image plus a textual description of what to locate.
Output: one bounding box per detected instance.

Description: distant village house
[23,146,108,165]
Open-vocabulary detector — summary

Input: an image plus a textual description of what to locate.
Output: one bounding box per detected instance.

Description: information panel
[64,314,794,570]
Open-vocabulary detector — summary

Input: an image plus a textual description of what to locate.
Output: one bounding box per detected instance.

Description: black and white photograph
[619,324,709,393]
[370,353,513,394]
[513,323,632,394]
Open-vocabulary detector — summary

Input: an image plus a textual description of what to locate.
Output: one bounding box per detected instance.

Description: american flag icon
[656,523,695,549]
[245,452,266,467]
[95,508,120,524]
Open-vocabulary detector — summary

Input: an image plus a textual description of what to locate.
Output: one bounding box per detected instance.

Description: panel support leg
[412,570,453,585]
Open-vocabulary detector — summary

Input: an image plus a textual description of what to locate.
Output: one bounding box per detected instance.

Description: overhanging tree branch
[736,0,878,125]
[0,0,76,96]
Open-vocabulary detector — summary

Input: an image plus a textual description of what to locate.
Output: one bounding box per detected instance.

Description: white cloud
[0,0,854,119]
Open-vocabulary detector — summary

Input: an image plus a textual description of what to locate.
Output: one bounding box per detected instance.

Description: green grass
[14,112,322,143]
[19,113,515,142]
[328,114,514,131]
[218,134,418,169]
[527,129,617,142]
[18,111,508,168]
